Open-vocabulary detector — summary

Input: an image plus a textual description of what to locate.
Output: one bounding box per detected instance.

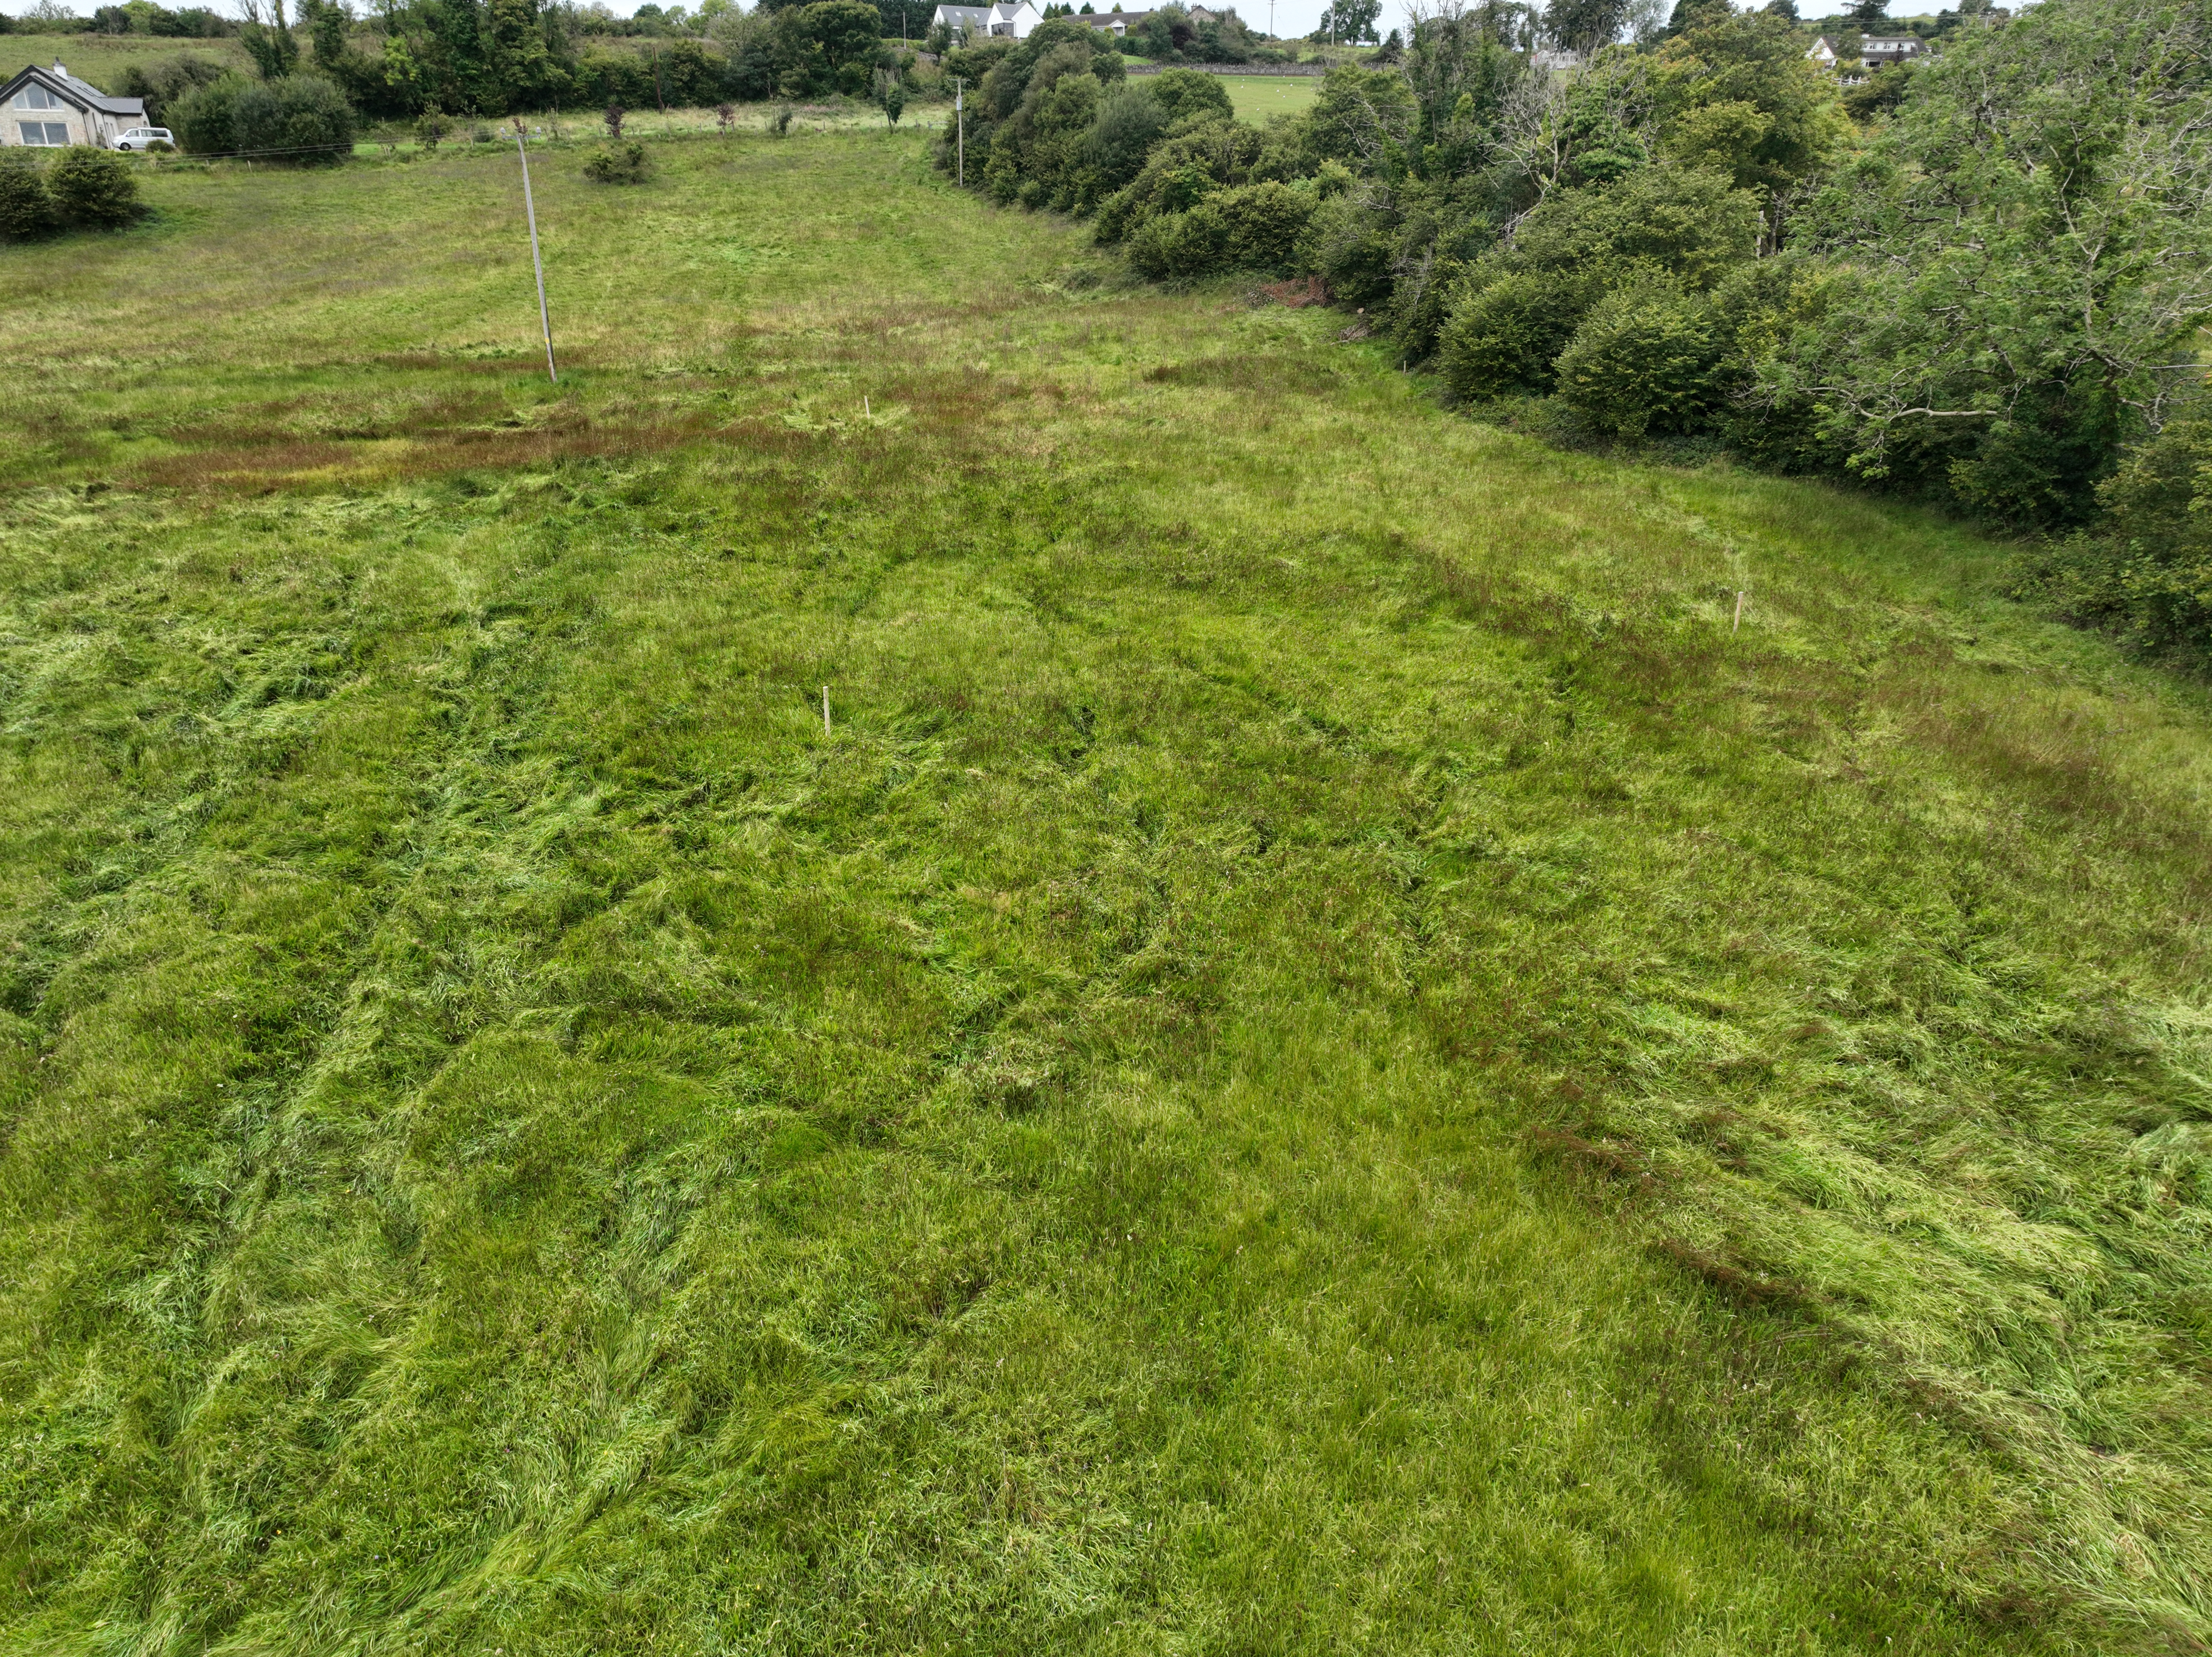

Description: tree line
[946,0,2212,661]
[92,0,931,165]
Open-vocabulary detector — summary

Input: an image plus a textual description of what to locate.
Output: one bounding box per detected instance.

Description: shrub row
[0,148,142,240]
[171,73,357,162]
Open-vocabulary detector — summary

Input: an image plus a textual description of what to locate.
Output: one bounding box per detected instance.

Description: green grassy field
[0,29,251,89]
[3,128,2212,1655]
[1212,73,1321,119]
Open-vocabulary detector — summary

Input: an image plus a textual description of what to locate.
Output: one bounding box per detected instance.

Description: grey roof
[1,62,146,118]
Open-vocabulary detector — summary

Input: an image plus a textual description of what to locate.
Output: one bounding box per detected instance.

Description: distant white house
[1,61,146,148]
[1074,7,1221,36]
[933,0,1041,39]
[1806,32,1927,75]
[1080,7,1146,35]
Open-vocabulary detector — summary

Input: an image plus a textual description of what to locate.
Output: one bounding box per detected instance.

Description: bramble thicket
[945,0,2212,658]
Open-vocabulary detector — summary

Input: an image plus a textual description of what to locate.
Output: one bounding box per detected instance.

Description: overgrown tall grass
[3,129,2211,1654]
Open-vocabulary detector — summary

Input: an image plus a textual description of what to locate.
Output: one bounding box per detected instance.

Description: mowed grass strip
[1,129,2210,1654]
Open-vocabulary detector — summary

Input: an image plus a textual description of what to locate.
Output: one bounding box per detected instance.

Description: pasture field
[3,129,2212,1655]
[0,28,252,87]
[1212,72,1321,119]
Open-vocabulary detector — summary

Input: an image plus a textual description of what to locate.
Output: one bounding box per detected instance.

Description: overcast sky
[0,0,1781,50]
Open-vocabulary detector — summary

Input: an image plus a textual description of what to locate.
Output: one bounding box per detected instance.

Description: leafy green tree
[1664,0,1730,36]
[800,0,885,85]
[1092,116,1264,239]
[1540,0,1630,52]
[982,44,1101,204]
[1305,63,1416,173]
[1490,44,1657,208]
[1134,5,1197,57]
[1085,81,1168,188]
[1762,0,2212,522]
[1401,0,1527,178]
[1840,60,1912,120]
[1650,10,1845,199]
[1313,0,1382,43]
[238,0,300,78]
[489,0,566,109]
[954,16,1123,186]
[1149,65,1233,124]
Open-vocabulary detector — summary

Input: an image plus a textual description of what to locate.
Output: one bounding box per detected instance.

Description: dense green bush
[46,148,143,229]
[584,140,651,183]
[1291,190,1396,308]
[983,45,1104,206]
[1146,66,1234,126]
[1217,181,1314,274]
[1127,197,1228,279]
[1438,271,1593,400]
[1093,119,1265,244]
[171,73,244,156]
[0,152,58,242]
[1127,182,1315,282]
[1085,83,1168,193]
[0,149,143,239]
[1553,282,1726,437]
[1302,65,1416,172]
[2017,401,2212,660]
[953,22,1130,211]
[1434,168,1758,401]
[233,74,356,163]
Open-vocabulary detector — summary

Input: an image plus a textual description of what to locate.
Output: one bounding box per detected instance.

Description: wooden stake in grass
[515,134,557,385]
[822,685,831,737]
[1733,590,1747,636]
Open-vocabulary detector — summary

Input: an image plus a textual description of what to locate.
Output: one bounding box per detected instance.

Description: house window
[13,85,62,109]
[18,121,70,145]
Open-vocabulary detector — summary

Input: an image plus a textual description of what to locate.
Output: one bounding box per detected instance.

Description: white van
[112,126,174,151]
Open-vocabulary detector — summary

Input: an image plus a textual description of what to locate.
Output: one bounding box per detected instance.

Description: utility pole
[954,76,965,186]
[515,134,556,384]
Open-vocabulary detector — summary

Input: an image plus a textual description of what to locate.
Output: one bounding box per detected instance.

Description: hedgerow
[943,0,2212,654]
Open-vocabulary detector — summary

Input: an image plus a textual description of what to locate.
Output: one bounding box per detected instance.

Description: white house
[1075,7,1221,35]
[1806,33,1926,74]
[933,0,1041,39]
[1080,8,1146,35]
[2,61,146,148]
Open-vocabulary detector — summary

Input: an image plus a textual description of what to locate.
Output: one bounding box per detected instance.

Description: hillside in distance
[3,130,2211,1655]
